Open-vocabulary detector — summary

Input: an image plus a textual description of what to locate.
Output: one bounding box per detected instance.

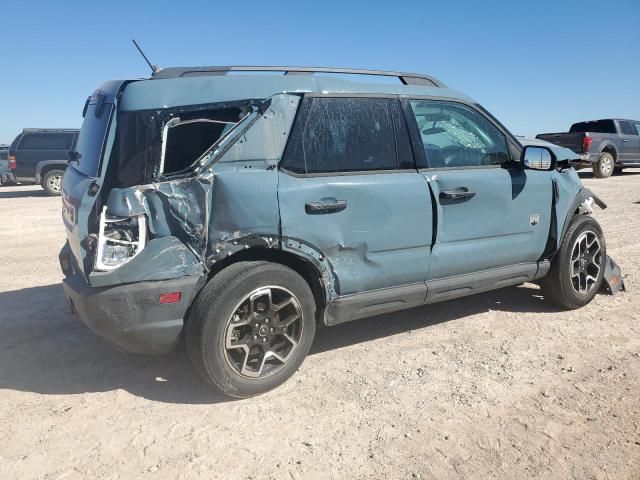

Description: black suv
[8,128,79,195]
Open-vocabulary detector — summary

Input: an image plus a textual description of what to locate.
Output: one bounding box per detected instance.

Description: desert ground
[0,172,638,480]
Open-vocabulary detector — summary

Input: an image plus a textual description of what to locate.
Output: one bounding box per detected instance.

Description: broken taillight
[582,136,593,152]
[94,206,147,271]
[8,155,16,169]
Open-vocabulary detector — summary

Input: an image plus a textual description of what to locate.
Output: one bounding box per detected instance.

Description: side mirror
[521,146,556,171]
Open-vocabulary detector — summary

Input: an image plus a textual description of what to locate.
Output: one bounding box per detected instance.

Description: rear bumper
[574,153,593,167]
[62,272,201,354]
[0,171,16,183]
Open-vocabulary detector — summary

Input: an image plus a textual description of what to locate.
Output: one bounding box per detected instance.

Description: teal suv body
[59,67,624,397]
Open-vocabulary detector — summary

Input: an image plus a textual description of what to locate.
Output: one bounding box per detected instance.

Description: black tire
[186,261,316,398]
[592,152,614,178]
[540,215,606,309]
[41,169,65,196]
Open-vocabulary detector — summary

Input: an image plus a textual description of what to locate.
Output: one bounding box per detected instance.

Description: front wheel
[186,261,316,398]
[42,169,65,196]
[540,215,605,309]
[592,152,614,178]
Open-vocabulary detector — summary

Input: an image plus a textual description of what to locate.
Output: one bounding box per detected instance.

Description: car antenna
[131,39,161,75]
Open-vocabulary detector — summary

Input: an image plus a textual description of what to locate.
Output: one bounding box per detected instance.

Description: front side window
[634,122,640,136]
[409,100,510,168]
[284,97,399,174]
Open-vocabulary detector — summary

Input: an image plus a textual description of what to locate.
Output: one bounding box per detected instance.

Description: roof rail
[22,128,79,133]
[151,65,446,87]
[22,128,80,133]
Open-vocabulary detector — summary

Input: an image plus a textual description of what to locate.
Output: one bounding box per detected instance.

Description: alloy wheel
[223,286,303,378]
[570,230,602,295]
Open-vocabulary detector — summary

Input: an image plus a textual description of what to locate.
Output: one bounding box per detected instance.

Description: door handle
[305,200,347,215]
[439,187,476,201]
[622,139,629,142]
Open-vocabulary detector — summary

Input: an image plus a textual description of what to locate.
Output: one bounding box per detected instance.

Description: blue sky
[1,0,638,143]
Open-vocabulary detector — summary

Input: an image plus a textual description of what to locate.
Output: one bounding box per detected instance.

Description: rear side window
[19,133,73,150]
[634,122,640,136]
[569,120,617,134]
[282,97,401,174]
[161,107,245,175]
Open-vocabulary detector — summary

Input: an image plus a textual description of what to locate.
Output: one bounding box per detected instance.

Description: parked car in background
[8,128,79,195]
[0,144,17,185]
[537,119,640,178]
[60,66,623,398]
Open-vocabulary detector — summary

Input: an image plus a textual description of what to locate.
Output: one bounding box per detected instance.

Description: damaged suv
[60,66,623,398]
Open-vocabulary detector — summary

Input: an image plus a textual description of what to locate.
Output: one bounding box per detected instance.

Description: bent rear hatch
[61,81,129,279]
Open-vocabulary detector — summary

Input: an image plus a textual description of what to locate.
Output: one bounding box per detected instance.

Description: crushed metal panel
[90,236,204,288]
[218,94,300,165]
[602,255,625,295]
[91,94,301,285]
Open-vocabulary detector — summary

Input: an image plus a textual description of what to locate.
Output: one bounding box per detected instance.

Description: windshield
[73,103,114,177]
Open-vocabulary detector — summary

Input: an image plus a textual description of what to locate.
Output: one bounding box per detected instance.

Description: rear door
[632,121,640,162]
[619,121,640,164]
[62,85,123,278]
[278,95,433,295]
[403,99,552,298]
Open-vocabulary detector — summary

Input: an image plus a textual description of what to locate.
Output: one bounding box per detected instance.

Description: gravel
[0,171,638,479]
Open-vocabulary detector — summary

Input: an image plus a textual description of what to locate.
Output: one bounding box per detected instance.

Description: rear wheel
[186,261,316,398]
[592,152,614,178]
[41,169,64,196]
[540,215,605,309]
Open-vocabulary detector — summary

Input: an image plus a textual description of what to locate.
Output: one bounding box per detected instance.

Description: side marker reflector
[159,292,182,304]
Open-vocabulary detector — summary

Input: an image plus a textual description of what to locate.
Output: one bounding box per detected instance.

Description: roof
[120,67,473,111]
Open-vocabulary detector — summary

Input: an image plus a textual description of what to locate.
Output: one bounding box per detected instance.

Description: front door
[403,99,552,294]
[278,96,433,295]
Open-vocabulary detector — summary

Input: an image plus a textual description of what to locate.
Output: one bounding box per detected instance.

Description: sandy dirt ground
[0,172,639,480]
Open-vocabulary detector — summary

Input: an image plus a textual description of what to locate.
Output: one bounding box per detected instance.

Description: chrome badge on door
[529,214,540,227]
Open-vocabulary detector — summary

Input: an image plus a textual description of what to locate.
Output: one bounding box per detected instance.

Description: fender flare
[557,188,606,253]
[205,233,339,304]
[595,140,618,160]
[35,160,68,184]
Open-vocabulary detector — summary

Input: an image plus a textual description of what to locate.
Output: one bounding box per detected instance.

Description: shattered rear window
[161,109,241,175]
[107,102,255,187]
